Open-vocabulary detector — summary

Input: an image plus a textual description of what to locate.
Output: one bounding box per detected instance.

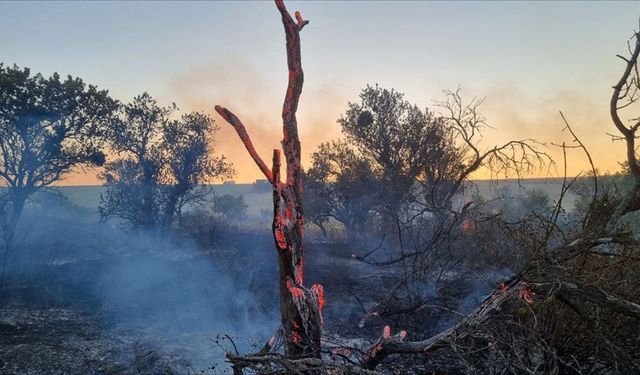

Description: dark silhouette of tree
[305,140,378,241]
[99,93,232,229]
[0,64,115,284]
[161,112,232,227]
[339,85,450,221]
[212,194,248,220]
[338,85,551,222]
[215,0,324,359]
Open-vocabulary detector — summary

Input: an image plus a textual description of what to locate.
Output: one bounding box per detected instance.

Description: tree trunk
[1,189,26,288]
[272,150,323,355]
[215,0,323,357]
[140,157,156,228]
[161,191,179,230]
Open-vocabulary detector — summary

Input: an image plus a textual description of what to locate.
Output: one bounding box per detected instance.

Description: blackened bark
[215,0,323,357]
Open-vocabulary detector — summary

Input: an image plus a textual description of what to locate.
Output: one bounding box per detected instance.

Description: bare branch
[611,32,640,178]
[214,105,273,184]
[276,0,305,187]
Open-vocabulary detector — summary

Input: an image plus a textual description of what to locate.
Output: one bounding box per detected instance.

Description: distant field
[54,178,578,217]
[55,184,273,218]
[465,178,578,209]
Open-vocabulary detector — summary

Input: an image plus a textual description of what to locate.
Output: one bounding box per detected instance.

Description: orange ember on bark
[292,321,302,344]
[382,325,391,339]
[311,283,325,326]
[499,282,509,294]
[520,283,535,304]
[286,279,305,300]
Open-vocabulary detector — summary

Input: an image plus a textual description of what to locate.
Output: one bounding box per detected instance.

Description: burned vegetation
[1,1,640,374]
[212,2,640,373]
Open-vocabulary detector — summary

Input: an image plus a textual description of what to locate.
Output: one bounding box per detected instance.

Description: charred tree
[215,0,323,357]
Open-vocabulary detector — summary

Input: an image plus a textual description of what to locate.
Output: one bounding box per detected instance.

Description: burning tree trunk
[215,0,323,357]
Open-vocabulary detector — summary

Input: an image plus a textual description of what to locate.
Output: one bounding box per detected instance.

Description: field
[55,177,577,216]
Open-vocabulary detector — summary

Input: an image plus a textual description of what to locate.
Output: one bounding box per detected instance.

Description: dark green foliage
[0,63,116,239]
[212,194,248,220]
[99,93,233,229]
[339,84,452,212]
[305,140,378,240]
[306,85,462,240]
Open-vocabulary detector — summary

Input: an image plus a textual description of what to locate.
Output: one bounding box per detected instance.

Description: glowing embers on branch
[363,325,409,364]
[214,0,322,357]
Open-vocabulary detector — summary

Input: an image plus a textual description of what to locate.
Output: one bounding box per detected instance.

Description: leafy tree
[335,85,551,222]
[338,85,451,219]
[212,193,248,220]
[99,93,232,229]
[305,140,377,240]
[160,112,231,226]
[0,64,115,281]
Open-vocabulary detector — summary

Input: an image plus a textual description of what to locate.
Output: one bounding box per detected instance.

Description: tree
[0,64,115,283]
[305,140,378,241]
[429,88,552,211]
[160,111,232,227]
[341,85,552,219]
[339,85,451,221]
[99,93,232,229]
[212,194,248,220]
[215,0,324,358]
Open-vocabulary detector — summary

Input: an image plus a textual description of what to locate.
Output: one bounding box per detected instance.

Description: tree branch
[214,105,273,184]
[275,0,305,187]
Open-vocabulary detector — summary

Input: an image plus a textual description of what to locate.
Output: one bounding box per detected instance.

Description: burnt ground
[0,219,495,374]
[0,265,246,374]
[0,305,206,374]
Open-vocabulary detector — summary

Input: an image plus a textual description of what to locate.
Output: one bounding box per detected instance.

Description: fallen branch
[540,281,640,320]
[360,278,532,369]
[227,352,379,375]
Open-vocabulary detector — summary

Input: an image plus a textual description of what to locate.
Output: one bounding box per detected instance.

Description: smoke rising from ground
[1,192,278,371]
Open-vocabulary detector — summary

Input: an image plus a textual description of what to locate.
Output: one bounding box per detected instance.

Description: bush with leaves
[99,93,232,229]
[212,194,248,221]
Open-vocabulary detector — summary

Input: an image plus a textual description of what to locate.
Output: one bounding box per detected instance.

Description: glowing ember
[519,283,535,304]
[286,279,305,300]
[382,325,391,339]
[499,282,509,294]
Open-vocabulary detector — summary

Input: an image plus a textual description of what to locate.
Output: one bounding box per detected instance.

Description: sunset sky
[1,1,639,184]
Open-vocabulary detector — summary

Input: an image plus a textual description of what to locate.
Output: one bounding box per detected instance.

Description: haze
[0,0,637,184]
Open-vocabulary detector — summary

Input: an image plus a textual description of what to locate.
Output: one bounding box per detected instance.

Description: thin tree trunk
[0,190,26,289]
[215,0,323,356]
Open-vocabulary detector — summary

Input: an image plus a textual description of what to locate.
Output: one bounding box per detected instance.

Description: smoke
[2,190,278,372]
[166,57,345,183]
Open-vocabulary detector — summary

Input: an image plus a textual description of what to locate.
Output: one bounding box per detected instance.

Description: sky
[1,1,639,185]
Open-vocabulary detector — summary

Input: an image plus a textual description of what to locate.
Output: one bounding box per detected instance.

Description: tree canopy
[99,93,232,229]
[0,64,115,237]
